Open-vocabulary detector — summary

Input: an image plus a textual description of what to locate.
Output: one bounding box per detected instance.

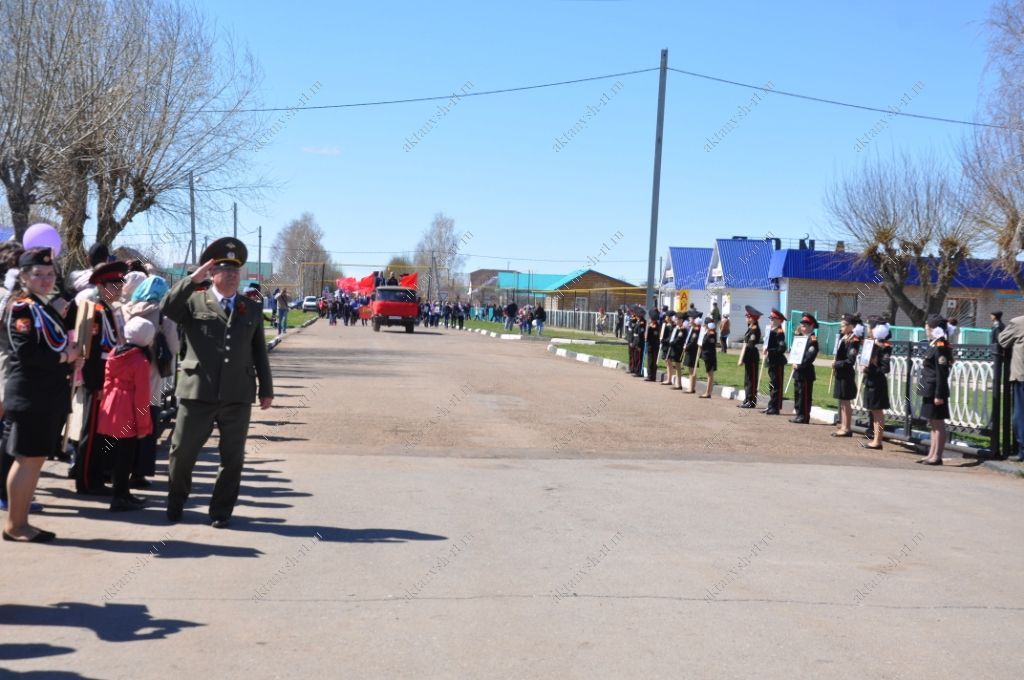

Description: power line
[198,63,1017,132]
[667,67,1018,131]
[202,68,659,113]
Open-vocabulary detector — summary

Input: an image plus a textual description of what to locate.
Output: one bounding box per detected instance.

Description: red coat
[97,346,154,439]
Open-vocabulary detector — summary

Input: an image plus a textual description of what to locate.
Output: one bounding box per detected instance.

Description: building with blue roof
[660,246,712,312]
[704,238,780,320]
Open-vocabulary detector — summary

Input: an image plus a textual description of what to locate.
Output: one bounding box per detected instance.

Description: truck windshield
[376,289,416,302]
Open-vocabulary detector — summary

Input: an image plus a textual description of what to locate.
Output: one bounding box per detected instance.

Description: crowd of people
[2,235,273,543]
[619,303,957,464]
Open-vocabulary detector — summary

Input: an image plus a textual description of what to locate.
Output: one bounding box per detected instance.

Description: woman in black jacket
[831,315,861,437]
[682,315,701,393]
[861,322,892,450]
[699,321,719,398]
[917,316,953,465]
[2,248,82,543]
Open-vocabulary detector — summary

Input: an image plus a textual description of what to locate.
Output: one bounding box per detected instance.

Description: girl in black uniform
[2,248,82,542]
[918,315,953,465]
[831,314,861,437]
[861,321,892,450]
[683,314,701,394]
[699,321,718,398]
[664,314,685,388]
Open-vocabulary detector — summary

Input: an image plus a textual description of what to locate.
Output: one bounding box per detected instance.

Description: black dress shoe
[763,409,779,415]
[130,476,152,489]
[830,431,853,438]
[789,417,809,424]
[211,518,230,529]
[167,506,183,523]
[738,402,756,409]
[76,485,113,497]
[860,443,883,450]
[922,459,943,466]
[110,496,146,512]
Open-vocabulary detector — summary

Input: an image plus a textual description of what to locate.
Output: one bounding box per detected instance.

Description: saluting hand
[191,259,216,283]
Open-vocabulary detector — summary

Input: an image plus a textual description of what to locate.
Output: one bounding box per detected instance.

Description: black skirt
[833,369,858,401]
[683,349,698,369]
[863,374,890,410]
[702,352,718,372]
[919,397,950,421]
[667,347,683,362]
[5,411,65,458]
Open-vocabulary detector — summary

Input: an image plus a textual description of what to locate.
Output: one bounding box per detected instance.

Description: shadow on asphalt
[0,670,100,680]
[0,642,75,660]
[0,602,202,642]
[51,536,263,559]
[229,517,447,543]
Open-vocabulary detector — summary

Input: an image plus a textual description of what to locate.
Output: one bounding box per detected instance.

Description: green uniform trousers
[167,399,252,520]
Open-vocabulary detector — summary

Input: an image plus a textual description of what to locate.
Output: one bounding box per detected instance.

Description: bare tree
[826,153,974,326]
[961,0,1024,289]
[413,212,468,299]
[269,213,341,296]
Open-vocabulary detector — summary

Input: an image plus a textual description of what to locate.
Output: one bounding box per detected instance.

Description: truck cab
[371,286,419,333]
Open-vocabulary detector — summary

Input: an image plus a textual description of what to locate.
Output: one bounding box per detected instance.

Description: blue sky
[128,0,995,281]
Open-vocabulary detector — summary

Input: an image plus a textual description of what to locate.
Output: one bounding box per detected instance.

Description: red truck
[371,286,419,333]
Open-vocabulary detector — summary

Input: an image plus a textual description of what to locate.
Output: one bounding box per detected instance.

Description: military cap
[87,242,111,267]
[744,305,762,318]
[800,313,818,327]
[201,237,248,267]
[688,311,701,320]
[841,313,857,324]
[769,308,786,321]
[247,281,261,292]
[89,260,128,284]
[18,247,55,268]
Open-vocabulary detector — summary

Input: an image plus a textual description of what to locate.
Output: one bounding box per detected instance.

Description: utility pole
[257,225,262,284]
[189,171,197,264]
[320,262,326,296]
[646,48,669,310]
[658,255,663,308]
[233,202,237,238]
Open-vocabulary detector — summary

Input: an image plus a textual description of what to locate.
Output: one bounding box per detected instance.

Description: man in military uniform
[737,305,762,408]
[162,238,274,527]
[790,313,819,424]
[762,308,787,415]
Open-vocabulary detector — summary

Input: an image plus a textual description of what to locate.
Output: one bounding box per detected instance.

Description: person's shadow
[0,602,202,642]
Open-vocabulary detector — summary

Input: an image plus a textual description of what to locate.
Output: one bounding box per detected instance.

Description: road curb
[267,316,319,352]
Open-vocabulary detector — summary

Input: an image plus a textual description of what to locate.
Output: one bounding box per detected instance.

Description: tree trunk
[0,160,38,241]
[56,158,92,272]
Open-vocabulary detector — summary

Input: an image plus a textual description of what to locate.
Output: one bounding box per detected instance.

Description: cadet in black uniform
[658,311,675,364]
[699,320,718,398]
[2,248,81,542]
[644,309,661,382]
[861,321,892,450]
[991,311,1005,344]
[831,314,861,437]
[628,309,645,376]
[762,308,787,415]
[737,306,762,408]
[683,313,701,393]
[664,314,686,388]
[790,313,819,424]
[918,315,953,465]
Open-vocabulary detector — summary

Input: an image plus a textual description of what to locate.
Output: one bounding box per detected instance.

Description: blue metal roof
[496,272,567,290]
[545,268,592,291]
[666,247,712,290]
[768,248,1024,290]
[713,238,777,290]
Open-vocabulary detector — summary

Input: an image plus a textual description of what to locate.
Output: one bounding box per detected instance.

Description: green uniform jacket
[161,278,273,403]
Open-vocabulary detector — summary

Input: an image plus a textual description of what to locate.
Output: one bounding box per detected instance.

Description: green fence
[786,310,992,356]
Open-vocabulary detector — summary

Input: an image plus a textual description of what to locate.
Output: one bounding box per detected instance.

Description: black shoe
[737,402,756,409]
[3,528,56,543]
[167,506,183,523]
[76,485,113,497]
[789,417,809,424]
[110,496,146,512]
[763,409,779,415]
[211,518,230,529]
[130,476,152,489]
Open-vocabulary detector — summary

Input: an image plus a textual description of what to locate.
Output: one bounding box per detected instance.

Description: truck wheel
[373,318,381,332]
[405,322,414,333]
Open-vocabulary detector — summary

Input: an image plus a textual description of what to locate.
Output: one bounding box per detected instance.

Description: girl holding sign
[683,314,701,393]
[699,321,718,398]
[861,321,892,450]
[831,314,861,437]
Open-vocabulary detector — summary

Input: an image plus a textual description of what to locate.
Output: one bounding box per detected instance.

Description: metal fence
[850,341,1013,457]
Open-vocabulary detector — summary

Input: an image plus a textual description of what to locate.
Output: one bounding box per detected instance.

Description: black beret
[18,247,55,268]
[992,311,1003,320]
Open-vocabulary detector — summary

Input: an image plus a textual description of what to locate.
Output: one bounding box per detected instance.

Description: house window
[574,297,588,312]
[827,292,858,321]
[946,297,977,327]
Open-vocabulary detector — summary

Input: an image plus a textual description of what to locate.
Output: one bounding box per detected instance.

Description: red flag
[399,272,418,288]
[357,273,376,295]
[338,277,358,293]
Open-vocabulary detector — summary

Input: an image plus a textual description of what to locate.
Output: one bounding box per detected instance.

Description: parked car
[301,295,318,312]
[371,286,418,333]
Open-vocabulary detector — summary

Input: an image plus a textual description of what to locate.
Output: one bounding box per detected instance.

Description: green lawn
[465,318,624,343]
[264,309,318,329]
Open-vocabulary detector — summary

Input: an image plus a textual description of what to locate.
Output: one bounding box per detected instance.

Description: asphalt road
[2,320,1022,679]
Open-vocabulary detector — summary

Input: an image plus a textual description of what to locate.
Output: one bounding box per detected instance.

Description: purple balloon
[23,223,62,257]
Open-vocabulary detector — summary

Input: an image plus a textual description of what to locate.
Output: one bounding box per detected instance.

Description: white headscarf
[872,324,890,341]
[853,324,865,338]
[930,325,946,340]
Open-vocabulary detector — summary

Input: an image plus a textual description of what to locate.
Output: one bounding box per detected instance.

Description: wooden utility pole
[189,171,197,264]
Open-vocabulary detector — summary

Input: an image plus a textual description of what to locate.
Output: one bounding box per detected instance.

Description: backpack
[154,313,175,378]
